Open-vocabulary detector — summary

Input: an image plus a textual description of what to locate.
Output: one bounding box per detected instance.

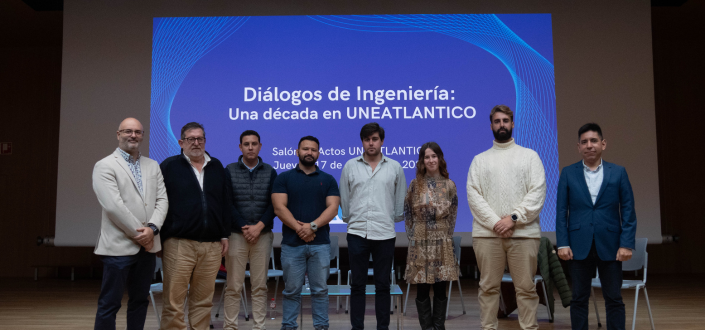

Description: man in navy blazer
[556,123,637,330]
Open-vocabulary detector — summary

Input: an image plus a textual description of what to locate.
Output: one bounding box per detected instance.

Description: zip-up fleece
[159,151,232,243]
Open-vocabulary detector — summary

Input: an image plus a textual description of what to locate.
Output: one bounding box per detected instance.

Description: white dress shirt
[183,152,227,241]
[183,152,211,190]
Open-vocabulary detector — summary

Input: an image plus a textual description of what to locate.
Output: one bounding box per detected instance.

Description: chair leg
[150,291,160,328]
[591,287,602,328]
[274,277,280,306]
[643,287,655,330]
[391,270,396,314]
[456,279,467,315]
[403,282,411,316]
[345,270,350,314]
[540,280,552,322]
[499,288,506,314]
[337,271,341,313]
[242,281,250,321]
[631,287,640,330]
[215,284,226,317]
[445,280,453,319]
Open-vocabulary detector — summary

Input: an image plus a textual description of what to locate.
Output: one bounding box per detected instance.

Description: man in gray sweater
[223,130,278,330]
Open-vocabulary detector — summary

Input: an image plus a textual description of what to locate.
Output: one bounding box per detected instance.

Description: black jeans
[416,281,447,301]
[570,240,625,330]
[94,248,155,330]
[347,234,396,330]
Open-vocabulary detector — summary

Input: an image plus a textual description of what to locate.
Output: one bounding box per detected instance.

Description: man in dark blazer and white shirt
[92,117,168,330]
[556,123,637,330]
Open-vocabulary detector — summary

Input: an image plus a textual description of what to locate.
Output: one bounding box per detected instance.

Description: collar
[492,138,516,150]
[582,159,603,173]
[183,151,211,166]
[356,153,388,165]
[294,164,320,175]
[239,155,261,171]
[117,147,140,163]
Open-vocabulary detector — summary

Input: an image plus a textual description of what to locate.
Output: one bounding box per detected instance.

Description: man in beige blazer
[93,117,168,330]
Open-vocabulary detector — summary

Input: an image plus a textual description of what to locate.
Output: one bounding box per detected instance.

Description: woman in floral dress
[404,142,459,330]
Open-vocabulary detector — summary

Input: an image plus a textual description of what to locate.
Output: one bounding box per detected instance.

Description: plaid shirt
[117,147,143,195]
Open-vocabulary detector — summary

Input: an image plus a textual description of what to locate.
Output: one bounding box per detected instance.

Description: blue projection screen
[150,14,557,234]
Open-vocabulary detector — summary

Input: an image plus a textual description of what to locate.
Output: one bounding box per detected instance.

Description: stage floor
[0,274,703,329]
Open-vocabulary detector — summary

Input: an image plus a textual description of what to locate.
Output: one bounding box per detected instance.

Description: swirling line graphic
[308,15,558,230]
[151,16,249,161]
[150,14,558,230]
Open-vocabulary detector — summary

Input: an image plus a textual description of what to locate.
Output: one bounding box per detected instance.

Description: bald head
[118,117,143,131]
[117,117,144,157]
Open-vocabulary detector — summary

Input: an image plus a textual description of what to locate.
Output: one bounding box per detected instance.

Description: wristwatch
[310,222,318,232]
[511,214,518,223]
[148,223,159,236]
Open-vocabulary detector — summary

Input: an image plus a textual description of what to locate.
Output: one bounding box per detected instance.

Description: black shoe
[432,296,448,330]
[415,297,434,330]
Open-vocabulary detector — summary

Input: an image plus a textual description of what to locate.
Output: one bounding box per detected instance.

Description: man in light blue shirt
[340,122,406,330]
[583,160,603,204]
[556,123,637,330]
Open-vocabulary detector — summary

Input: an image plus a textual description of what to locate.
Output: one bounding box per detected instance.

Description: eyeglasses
[184,137,206,144]
[119,129,144,136]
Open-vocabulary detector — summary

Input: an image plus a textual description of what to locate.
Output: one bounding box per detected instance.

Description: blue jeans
[94,248,155,330]
[280,243,330,330]
[570,240,625,330]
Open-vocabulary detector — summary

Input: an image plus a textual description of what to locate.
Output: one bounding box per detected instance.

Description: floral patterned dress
[403,176,460,284]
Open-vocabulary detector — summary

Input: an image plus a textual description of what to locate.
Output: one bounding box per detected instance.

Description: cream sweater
[466,139,546,238]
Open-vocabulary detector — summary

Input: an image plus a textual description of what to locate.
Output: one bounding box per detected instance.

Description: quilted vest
[225,158,274,229]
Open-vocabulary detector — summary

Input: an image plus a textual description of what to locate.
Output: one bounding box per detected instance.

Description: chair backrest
[155,257,164,281]
[155,256,163,273]
[622,237,648,272]
[270,247,277,271]
[452,236,462,264]
[329,235,339,260]
[368,253,393,266]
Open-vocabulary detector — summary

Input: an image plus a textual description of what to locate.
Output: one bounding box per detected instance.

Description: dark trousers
[347,234,396,330]
[416,281,447,301]
[570,240,625,330]
[94,248,156,330]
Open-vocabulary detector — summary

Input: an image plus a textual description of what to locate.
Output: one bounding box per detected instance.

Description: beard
[299,154,317,167]
[119,139,140,152]
[186,147,204,158]
[492,127,513,141]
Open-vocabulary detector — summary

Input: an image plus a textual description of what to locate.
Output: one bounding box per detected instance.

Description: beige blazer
[92,149,168,256]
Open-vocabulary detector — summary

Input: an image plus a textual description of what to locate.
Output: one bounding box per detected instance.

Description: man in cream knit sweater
[467,105,547,330]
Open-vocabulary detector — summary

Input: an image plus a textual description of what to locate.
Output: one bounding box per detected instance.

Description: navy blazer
[555,160,637,261]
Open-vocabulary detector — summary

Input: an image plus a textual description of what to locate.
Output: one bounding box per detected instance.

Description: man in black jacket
[159,122,232,330]
[222,130,277,330]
